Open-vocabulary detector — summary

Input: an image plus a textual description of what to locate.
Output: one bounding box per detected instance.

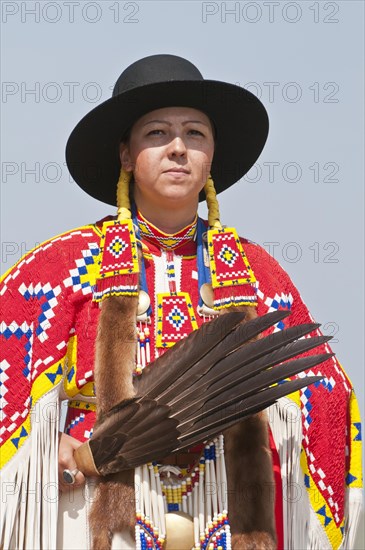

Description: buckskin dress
[0,214,362,549]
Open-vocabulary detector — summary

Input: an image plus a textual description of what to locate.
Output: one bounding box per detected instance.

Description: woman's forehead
[133,106,212,127]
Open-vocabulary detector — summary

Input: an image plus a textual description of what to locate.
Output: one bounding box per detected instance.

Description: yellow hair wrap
[116,168,132,221]
[204,175,222,229]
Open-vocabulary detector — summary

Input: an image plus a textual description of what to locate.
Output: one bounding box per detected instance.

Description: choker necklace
[137,210,198,251]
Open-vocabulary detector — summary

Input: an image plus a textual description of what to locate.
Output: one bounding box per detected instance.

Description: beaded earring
[93,168,139,302]
[116,168,152,372]
[203,175,258,310]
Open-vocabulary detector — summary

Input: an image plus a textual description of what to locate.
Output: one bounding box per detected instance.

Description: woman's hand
[58,432,86,492]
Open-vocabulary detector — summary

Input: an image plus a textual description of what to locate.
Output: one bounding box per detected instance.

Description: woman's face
[120,106,215,211]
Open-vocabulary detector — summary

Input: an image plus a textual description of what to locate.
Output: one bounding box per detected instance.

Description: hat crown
[113,54,204,96]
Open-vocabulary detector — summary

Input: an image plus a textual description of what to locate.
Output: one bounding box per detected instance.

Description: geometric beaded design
[207,228,256,288]
[96,219,139,278]
[18,282,61,342]
[137,211,197,251]
[93,220,139,301]
[63,243,99,295]
[156,293,198,348]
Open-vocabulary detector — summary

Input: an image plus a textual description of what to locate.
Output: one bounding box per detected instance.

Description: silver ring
[62,468,79,485]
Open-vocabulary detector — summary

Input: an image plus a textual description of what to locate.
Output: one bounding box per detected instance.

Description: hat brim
[66,80,269,205]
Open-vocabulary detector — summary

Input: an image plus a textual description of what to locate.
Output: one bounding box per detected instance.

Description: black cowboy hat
[66,54,269,205]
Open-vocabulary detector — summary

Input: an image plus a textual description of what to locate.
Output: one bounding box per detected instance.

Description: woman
[0,54,362,550]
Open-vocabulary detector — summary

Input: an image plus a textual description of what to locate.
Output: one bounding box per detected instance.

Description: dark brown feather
[178,376,323,449]
[176,352,332,424]
[166,333,330,414]
[137,310,246,398]
[87,311,327,473]
[149,319,321,406]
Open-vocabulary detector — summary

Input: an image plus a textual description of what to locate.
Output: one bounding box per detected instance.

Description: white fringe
[269,398,364,549]
[340,487,364,550]
[307,505,332,549]
[268,398,311,549]
[0,387,60,549]
[148,440,230,549]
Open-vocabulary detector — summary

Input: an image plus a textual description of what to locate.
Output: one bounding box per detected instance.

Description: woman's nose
[167,136,187,157]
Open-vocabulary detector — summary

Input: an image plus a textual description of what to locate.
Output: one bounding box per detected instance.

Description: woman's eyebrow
[143,120,171,126]
[182,120,209,125]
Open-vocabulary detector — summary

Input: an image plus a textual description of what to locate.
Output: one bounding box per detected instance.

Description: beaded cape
[0,219,362,549]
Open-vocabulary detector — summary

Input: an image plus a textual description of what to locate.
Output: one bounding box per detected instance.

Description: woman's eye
[188,129,204,136]
[147,129,164,136]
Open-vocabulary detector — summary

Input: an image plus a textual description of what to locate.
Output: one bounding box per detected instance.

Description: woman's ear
[119,142,133,172]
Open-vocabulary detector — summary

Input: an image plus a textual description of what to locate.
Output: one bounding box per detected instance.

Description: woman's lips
[163,168,190,177]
